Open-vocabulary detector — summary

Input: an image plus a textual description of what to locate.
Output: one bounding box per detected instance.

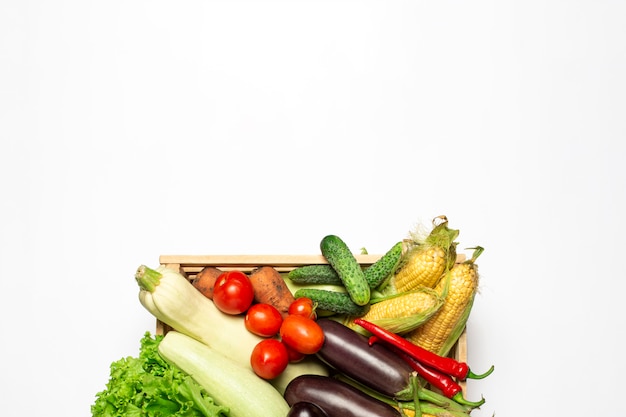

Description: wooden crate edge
[159,254,384,267]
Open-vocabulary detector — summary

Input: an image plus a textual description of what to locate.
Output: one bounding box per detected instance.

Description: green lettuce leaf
[91,332,229,417]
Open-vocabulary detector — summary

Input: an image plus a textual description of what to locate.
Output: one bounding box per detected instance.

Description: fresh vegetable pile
[92,216,494,417]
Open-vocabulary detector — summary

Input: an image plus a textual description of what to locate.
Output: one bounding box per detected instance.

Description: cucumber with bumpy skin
[320,235,370,306]
[287,264,342,285]
[364,241,403,290]
[294,288,370,316]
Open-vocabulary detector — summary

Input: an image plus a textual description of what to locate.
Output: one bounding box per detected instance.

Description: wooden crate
[158,253,467,368]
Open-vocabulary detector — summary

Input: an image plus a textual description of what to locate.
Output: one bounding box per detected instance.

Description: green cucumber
[320,235,371,306]
[364,241,403,290]
[287,264,342,285]
[294,288,370,316]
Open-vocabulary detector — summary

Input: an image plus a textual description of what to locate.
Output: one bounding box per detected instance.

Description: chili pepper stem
[452,392,485,408]
[396,349,486,410]
[467,365,495,380]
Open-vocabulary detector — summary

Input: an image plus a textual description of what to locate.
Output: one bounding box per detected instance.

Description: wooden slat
[158,254,384,267]
[454,328,468,394]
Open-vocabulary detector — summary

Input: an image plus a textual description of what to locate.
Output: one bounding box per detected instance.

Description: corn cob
[388,216,459,294]
[343,288,444,335]
[405,247,483,357]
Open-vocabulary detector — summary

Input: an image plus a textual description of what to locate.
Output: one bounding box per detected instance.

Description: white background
[1,1,625,416]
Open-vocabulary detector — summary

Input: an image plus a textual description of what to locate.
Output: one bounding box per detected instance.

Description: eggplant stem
[410,372,422,417]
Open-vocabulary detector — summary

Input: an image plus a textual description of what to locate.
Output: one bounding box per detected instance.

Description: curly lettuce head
[92,332,229,417]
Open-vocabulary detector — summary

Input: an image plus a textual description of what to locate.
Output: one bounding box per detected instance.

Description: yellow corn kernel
[389,217,459,293]
[392,245,448,292]
[393,408,437,417]
[345,288,444,334]
[405,247,483,356]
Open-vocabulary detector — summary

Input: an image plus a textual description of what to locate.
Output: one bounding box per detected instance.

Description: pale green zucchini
[159,331,290,417]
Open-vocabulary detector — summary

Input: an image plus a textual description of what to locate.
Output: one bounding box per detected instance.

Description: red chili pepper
[397,350,485,408]
[354,318,494,380]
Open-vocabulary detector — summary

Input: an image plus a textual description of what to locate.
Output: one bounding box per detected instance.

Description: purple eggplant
[284,375,402,417]
[286,402,329,417]
[316,318,414,400]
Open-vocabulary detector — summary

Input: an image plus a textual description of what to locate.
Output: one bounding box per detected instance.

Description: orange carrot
[249,266,295,317]
[191,266,224,299]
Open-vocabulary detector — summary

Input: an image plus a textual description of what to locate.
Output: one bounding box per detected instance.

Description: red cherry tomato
[279,315,325,355]
[284,343,306,363]
[245,303,283,337]
[212,270,254,315]
[250,339,289,380]
[288,297,317,320]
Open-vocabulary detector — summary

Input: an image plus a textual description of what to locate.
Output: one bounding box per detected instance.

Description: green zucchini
[287,264,343,285]
[363,241,403,290]
[294,288,370,316]
[320,235,371,306]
